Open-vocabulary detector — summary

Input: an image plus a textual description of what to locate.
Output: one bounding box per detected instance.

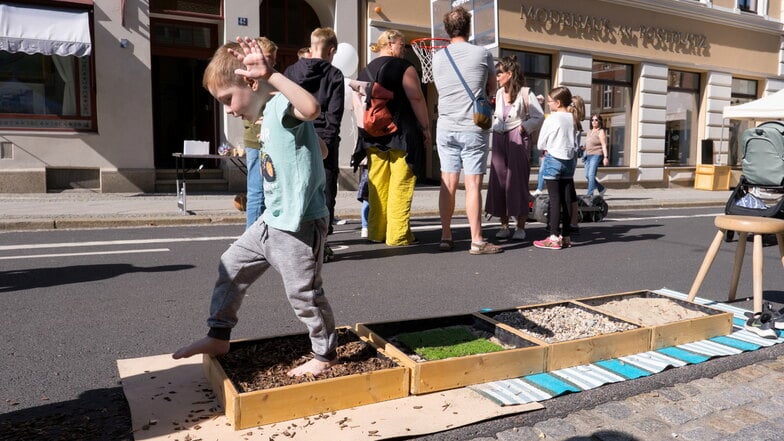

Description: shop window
[738,0,757,12]
[151,0,222,17]
[592,61,633,166]
[728,78,758,166]
[665,70,701,166]
[499,49,552,166]
[0,3,95,131]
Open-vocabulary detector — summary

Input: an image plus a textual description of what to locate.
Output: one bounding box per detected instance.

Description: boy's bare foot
[172,337,230,359]
[287,357,337,377]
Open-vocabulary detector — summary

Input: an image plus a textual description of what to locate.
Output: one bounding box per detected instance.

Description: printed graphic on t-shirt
[261,152,276,182]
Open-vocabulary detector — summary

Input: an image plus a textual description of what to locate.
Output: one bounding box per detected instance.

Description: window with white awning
[0,1,95,130]
[0,3,92,57]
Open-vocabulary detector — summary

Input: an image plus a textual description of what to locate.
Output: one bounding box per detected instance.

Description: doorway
[259,0,321,73]
[150,18,219,169]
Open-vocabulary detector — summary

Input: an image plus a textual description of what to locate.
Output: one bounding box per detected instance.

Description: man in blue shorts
[432,6,500,255]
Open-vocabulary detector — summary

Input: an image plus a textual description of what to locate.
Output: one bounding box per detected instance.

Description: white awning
[0,3,92,57]
[722,89,784,121]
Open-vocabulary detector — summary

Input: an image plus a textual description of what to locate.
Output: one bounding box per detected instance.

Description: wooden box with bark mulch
[479,301,651,371]
[202,327,409,430]
[355,313,545,395]
[574,290,733,350]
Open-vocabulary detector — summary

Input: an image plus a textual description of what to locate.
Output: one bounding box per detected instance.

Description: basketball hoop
[410,38,450,84]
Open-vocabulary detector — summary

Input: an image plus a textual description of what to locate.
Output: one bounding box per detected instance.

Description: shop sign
[520,4,708,53]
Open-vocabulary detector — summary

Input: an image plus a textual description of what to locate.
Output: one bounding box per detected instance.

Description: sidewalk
[0,185,731,231]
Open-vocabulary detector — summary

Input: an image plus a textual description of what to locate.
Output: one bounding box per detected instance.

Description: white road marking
[0,236,237,251]
[603,212,720,222]
[1,211,722,255]
[0,248,171,260]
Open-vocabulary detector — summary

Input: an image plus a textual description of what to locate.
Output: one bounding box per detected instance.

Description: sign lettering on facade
[520,4,708,52]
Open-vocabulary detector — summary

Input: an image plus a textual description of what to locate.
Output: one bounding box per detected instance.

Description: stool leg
[687,229,725,302]
[778,233,784,268]
[728,232,748,302]
[752,233,764,313]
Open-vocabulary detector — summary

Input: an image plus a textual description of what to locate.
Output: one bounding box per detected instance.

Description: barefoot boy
[173,37,337,377]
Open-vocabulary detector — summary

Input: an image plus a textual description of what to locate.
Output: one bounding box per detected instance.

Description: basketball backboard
[431,0,498,51]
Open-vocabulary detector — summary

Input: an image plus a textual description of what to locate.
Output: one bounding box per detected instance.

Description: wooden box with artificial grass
[202,327,409,429]
[355,314,545,394]
[478,301,651,371]
[574,290,733,350]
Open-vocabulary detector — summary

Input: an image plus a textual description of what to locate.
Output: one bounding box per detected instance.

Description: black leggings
[546,178,576,237]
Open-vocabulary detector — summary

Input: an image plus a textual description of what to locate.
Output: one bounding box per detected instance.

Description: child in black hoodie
[284,28,345,247]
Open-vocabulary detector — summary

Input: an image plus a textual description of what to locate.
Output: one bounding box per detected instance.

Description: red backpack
[363,61,398,137]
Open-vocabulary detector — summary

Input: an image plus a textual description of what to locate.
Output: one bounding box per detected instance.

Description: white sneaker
[333,217,347,225]
[360,227,368,238]
[495,226,512,239]
[531,189,543,197]
[512,228,526,241]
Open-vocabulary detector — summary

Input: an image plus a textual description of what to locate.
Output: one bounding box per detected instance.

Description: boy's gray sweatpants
[207,216,337,360]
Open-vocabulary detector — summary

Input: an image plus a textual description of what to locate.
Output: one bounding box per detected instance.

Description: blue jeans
[540,153,576,180]
[584,154,605,196]
[245,147,266,230]
[537,169,545,191]
[361,200,370,228]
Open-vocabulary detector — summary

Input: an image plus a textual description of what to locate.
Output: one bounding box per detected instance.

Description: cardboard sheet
[118,354,542,441]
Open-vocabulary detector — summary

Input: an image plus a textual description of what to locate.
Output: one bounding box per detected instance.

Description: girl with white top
[533,86,585,250]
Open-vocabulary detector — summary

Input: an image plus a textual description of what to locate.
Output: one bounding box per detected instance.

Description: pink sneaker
[533,235,562,250]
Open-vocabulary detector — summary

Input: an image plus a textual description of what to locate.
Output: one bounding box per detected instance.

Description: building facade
[0,0,782,193]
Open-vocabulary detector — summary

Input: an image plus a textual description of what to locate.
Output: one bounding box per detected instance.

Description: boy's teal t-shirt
[259,93,328,232]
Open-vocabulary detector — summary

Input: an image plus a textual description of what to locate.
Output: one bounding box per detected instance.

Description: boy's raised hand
[230,36,274,81]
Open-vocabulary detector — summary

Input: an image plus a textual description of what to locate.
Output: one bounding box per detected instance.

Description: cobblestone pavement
[458,349,784,441]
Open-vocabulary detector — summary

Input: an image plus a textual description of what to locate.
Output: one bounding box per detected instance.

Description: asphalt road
[1,206,783,440]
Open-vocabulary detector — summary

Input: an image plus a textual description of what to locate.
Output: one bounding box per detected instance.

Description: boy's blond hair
[257,36,278,62]
[203,39,278,96]
[202,42,246,92]
[311,27,338,52]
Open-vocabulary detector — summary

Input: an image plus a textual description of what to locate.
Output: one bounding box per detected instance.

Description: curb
[0,215,246,231]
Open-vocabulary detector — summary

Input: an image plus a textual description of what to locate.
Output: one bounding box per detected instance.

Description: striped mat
[470,288,782,406]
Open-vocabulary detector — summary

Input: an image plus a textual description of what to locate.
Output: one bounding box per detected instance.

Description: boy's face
[309,37,335,61]
[212,83,266,122]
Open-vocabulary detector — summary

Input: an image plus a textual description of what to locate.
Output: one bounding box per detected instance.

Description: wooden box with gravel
[479,302,651,371]
[355,314,545,395]
[574,290,733,350]
[202,327,410,430]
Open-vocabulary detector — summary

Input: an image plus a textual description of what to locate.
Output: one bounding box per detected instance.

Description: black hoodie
[283,58,345,170]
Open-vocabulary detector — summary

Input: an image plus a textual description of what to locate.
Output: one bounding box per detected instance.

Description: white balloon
[332,42,359,78]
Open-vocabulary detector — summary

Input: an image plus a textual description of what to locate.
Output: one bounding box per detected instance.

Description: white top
[537,112,579,160]
[492,87,544,133]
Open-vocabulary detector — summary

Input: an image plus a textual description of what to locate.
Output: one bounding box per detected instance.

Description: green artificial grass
[395,326,504,360]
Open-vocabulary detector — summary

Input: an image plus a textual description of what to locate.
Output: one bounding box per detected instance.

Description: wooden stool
[687,215,784,312]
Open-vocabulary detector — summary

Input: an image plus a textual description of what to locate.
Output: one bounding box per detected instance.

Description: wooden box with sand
[479,301,651,371]
[574,290,733,349]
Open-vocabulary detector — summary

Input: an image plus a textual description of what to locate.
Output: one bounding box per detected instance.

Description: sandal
[469,241,503,255]
[438,239,454,252]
